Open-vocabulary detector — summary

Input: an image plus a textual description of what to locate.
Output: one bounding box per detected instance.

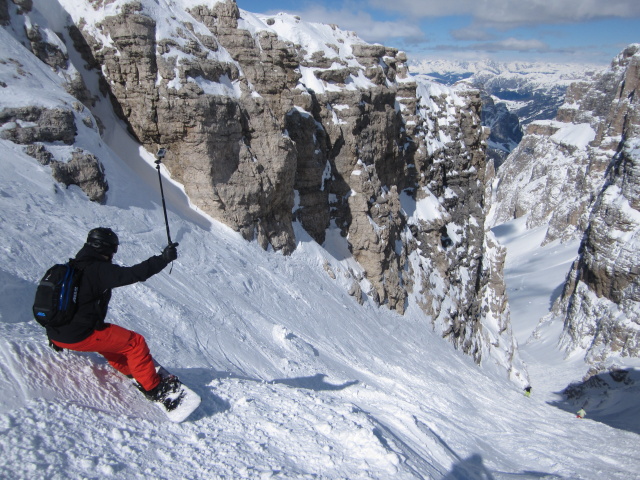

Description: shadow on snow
[549,367,640,435]
[172,368,360,423]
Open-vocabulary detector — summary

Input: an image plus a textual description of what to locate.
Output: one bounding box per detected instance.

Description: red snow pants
[51,324,160,391]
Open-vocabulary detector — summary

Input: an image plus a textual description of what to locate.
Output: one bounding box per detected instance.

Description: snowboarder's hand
[162,242,179,262]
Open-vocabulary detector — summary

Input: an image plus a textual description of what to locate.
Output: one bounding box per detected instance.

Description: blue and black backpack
[32,260,84,328]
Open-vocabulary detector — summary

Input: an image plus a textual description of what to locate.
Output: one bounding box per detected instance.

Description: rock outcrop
[0,105,108,202]
[555,45,640,363]
[0,0,9,26]
[0,106,76,145]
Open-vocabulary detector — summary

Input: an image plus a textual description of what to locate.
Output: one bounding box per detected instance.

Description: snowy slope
[1,3,640,480]
[3,139,640,479]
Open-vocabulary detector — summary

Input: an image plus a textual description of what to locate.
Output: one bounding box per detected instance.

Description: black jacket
[46,244,170,344]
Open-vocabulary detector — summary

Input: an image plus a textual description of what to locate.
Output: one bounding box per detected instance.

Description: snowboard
[149,365,201,423]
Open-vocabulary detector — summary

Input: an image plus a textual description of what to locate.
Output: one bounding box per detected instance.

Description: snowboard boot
[141,374,185,411]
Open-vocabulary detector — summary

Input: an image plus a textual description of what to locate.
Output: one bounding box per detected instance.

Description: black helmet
[87,227,119,255]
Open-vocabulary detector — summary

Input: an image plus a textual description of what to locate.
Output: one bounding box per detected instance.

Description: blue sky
[235,0,640,65]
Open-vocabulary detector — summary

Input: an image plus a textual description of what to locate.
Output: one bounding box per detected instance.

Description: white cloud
[367,0,640,27]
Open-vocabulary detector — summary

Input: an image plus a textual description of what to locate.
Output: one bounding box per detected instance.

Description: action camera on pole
[154,148,172,246]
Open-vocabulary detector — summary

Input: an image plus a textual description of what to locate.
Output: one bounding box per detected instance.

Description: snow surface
[239,11,365,65]
[5,145,640,479]
[1,1,640,479]
[545,121,596,150]
[238,9,376,95]
[400,187,445,225]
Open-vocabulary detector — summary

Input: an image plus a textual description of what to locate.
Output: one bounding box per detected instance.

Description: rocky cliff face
[0,0,109,204]
[555,46,640,364]
[491,44,640,364]
[1,0,524,379]
[489,47,638,246]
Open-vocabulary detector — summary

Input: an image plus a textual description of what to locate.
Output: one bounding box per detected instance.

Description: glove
[162,242,179,262]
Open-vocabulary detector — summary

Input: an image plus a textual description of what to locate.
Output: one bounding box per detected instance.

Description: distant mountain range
[410,60,603,167]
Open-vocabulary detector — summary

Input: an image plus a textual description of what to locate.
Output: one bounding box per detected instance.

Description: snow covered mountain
[490,44,640,372]
[410,60,601,167]
[1,1,640,478]
[410,60,601,124]
[0,0,526,373]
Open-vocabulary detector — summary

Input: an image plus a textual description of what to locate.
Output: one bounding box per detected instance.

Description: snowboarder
[524,386,532,397]
[576,408,586,418]
[46,227,180,404]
